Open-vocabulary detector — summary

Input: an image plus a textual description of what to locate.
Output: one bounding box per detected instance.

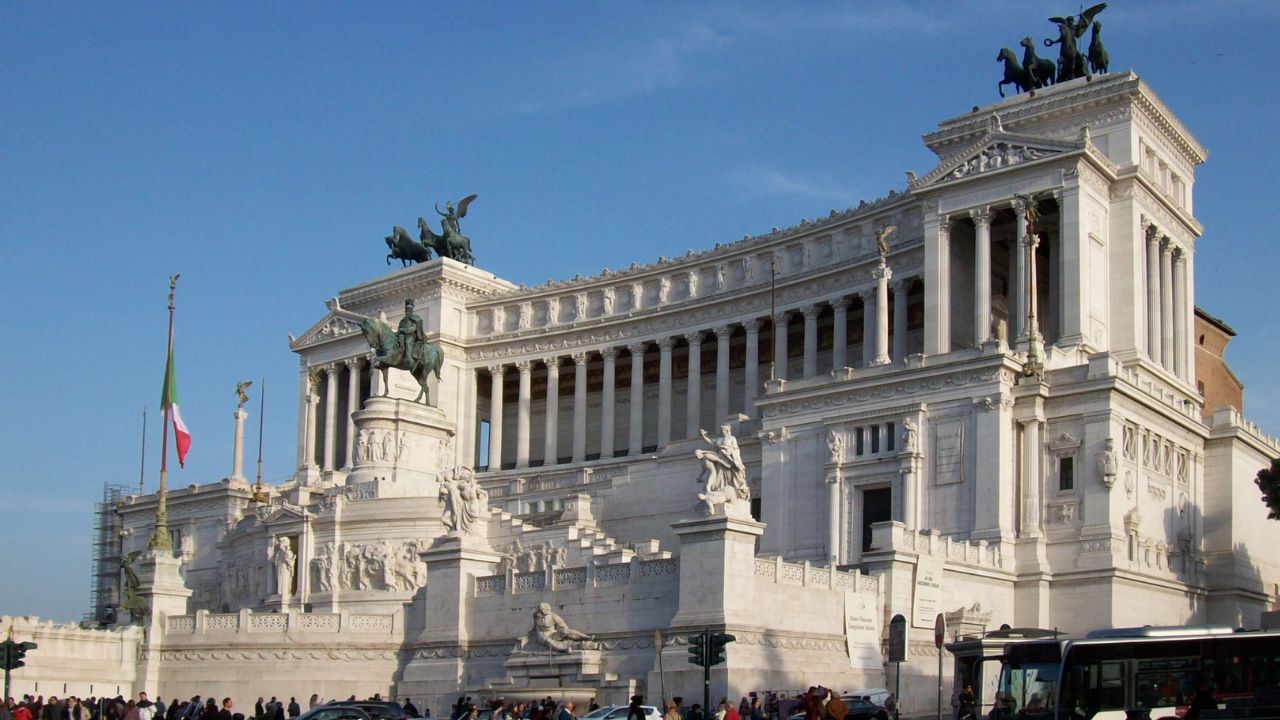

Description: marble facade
[41,72,1276,714]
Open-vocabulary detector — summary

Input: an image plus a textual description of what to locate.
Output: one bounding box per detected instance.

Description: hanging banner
[912,554,945,629]
[845,590,882,669]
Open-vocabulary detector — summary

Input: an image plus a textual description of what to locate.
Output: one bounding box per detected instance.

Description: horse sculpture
[386,226,432,267]
[1020,36,1056,89]
[419,216,475,265]
[1088,21,1109,75]
[359,316,444,404]
[998,48,1033,98]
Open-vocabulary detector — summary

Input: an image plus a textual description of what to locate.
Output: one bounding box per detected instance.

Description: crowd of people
[0,693,314,720]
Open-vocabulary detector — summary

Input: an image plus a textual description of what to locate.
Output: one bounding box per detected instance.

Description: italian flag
[161,343,192,467]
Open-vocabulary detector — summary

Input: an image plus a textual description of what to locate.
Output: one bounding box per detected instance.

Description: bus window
[1134,658,1198,709]
[995,662,1059,720]
[1062,661,1127,719]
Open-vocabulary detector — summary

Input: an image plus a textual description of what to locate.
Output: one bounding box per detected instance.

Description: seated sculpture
[515,602,596,654]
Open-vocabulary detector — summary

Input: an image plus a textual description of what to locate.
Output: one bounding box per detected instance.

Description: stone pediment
[290,298,369,350]
[259,503,307,526]
[909,117,1083,191]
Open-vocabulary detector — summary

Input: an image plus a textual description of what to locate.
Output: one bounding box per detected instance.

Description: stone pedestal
[134,551,192,694]
[345,397,456,499]
[504,649,604,687]
[669,512,765,628]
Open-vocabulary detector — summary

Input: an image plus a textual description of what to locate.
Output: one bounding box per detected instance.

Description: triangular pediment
[909,120,1083,191]
[290,298,369,350]
[261,503,307,525]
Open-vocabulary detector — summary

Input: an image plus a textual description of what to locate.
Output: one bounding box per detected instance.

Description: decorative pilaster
[802,304,820,377]
[1172,249,1187,380]
[1146,225,1162,364]
[873,262,892,365]
[1012,198,1028,344]
[628,342,646,455]
[295,365,310,470]
[600,348,616,457]
[487,365,505,471]
[831,297,849,370]
[924,216,951,355]
[543,358,560,465]
[715,326,733,420]
[657,338,674,447]
[1020,416,1042,538]
[743,320,760,418]
[515,360,533,467]
[685,332,703,437]
[571,353,589,462]
[303,370,319,476]
[972,207,992,345]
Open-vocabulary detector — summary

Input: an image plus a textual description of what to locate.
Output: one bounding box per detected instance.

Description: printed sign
[887,613,907,663]
[845,590,882,669]
[912,554,945,629]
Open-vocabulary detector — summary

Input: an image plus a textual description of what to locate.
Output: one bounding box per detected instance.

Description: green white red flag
[160,343,191,467]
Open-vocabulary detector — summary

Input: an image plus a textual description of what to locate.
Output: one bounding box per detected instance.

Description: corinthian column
[323,364,339,472]
[628,342,646,455]
[832,297,849,370]
[860,290,876,367]
[715,326,732,420]
[488,365,505,470]
[232,406,247,480]
[892,279,910,361]
[972,207,992,345]
[873,262,892,365]
[344,358,362,470]
[1146,225,1161,364]
[543,358,560,465]
[685,332,703,437]
[571,353,589,462]
[657,338,674,447]
[773,313,789,381]
[600,348,616,457]
[1160,238,1174,369]
[515,360,533,468]
[743,320,760,418]
[802,305,820,378]
[1173,250,1189,381]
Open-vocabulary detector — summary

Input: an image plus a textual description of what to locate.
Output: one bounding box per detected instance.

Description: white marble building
[62,72,1280,714]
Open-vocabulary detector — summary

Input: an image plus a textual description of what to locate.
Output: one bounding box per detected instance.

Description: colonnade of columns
[296,357,369,476]
[479,281,920,471]
[1144,223,1192,383]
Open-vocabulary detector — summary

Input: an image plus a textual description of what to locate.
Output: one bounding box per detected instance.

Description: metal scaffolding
[87,482,131,624]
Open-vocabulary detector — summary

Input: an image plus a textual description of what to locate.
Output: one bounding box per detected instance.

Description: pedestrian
[627,697,645,720]
[217,699,234,720]
[287,700,299,719]
[663,704,680,720]
[556,703,575,720]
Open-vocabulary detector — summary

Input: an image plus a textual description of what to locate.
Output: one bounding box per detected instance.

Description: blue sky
[2,2,1278,621]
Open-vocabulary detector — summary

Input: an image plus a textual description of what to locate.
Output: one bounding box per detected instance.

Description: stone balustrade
[751,556,880,594]
[868,521,1009,570]
[164,608,397,635]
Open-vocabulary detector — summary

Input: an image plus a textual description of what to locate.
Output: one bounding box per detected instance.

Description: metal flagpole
[252,378,268,503]
[138,407,147,495]
[148,274,178,553]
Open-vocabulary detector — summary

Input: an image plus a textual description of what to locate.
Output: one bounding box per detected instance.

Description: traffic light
[2,640,37,670]
[687,632,707,668]
[707,632,735,666]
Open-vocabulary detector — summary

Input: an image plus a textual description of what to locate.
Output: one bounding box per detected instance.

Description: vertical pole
[138,408,147,495]
[895,662,901,719]
[149,275,177,553]
[937,647,944,720]
[655,630,666,711]
[703,629,712,720]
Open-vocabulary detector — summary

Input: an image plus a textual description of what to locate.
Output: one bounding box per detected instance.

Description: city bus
[991,626,1280,720]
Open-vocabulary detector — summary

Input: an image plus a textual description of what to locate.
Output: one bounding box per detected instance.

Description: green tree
[1255,458,1280,520]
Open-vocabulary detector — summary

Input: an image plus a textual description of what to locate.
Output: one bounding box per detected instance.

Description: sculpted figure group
[385,194,477,267]
[439,466,490,537]
[997,4,1109,98]
[694,424,751,517]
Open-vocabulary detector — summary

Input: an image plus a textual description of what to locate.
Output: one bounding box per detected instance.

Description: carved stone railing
[753,556,879,595]
[473,557,678,597]
[162,609,398,635]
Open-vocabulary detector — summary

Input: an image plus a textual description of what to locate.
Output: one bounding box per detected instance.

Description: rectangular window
[1059,457,1074,491]
[886,422,896,452]
[870,427,880,454]
[855,427,865,456]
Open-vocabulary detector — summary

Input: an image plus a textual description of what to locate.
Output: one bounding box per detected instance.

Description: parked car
[597,707,658,720]
[298,707,373,720]
[580,707,621,720]
[841,690,892,707]
[324,702,408,720]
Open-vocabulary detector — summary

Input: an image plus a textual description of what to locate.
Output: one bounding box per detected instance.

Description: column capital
[486,363,506,376]
[657,336,676,352]
[685,330,705,346]
[571,351,591,365]
[515,360,533,373]
[890,276,913,293]
[830,296,850,311]
[937,219,951,241]
[1146,223,1162,244]
[1023,232,1041,250]
[627,341,648,356]
[858,288,875,302]
[345,356,366,370]
[325,362,343,374]
[743,318,761,334]
[872,263,893,281]
[774,309,792,325]
[801,304,821,320]
[714,324,734,339]
[544,357,561,374]
[1160,235,1173,253]
[600,346,618,361]
[1172,246,1186,264]
[969,206,992,226]
[1012,196,1028,214]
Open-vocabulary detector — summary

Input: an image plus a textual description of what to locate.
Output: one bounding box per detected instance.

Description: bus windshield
[995,662,1060,720]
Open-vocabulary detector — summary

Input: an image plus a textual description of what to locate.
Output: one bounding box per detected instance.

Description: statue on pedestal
[118,550,149,623]
[273,537,295,597]
[695,424,751,516]
[359,298,445,405]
